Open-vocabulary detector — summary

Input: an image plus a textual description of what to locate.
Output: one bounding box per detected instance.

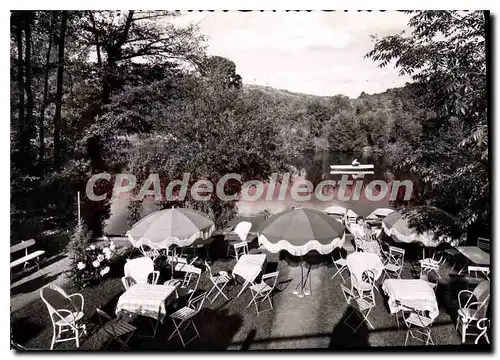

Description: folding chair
[420,258,441,279]
[167,291,207,348]
[170,263,202,302]
[40,285,87,350]
[468,266,490,280]
[382,246,405,280]
[331,250,348,282]
[96,308,136,350]
[475,318,490,344]
[138,240,161,262]
[204,261,233,303]
[340,284,375,332]
[477,237,490,252]
[351,269,376,307]
[401,305,434,346]
[226,221,252,260]
[247,271,279,315]
[456,280,490,343]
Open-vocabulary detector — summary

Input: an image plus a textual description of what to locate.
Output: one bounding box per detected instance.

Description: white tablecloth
[116,284,178,322]
[457,246,490,265]
[382,279,439,320]
[346,252,385,282]
[233,254,267,284]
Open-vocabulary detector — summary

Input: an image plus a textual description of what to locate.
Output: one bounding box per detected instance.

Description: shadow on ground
[11,272,64,296]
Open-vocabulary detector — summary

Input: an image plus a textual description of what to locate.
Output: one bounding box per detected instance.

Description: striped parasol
[382,206,464,248]
[126,207,215,249]
[258,208,345,256]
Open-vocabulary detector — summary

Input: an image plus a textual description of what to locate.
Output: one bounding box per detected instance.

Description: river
[104,151,417,235]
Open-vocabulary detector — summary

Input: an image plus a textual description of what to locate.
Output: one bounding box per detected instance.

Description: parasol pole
[293,257,305,297]
[304,263,312,296]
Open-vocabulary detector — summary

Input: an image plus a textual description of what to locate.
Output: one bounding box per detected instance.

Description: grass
[10,235,491,351]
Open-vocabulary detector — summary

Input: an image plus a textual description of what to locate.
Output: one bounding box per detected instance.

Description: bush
[66,224,118,289]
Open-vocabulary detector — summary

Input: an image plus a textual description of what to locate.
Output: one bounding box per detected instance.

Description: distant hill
[243,83,415,103]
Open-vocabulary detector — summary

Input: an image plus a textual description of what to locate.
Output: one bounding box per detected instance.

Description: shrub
[66,224,118,288]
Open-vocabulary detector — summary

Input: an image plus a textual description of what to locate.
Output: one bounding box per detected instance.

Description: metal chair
[169,263,202,302]
[226,221,252,260]
[204,261,233,303]
[420,258,441,279]
[40,285,87,350]
[96,308,136,350]
[123,256,159,285]
[351,269,376,307]
[340,284,375,332]
[167,291,208,347]
[331,250,348,282]
[468,266,490,280]
[382,246,405,280]
[456,280,490,343]
[247,271,279,315]
[138,239,161,262]
[401,305,434,346]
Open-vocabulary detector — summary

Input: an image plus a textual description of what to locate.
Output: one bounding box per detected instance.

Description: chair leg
[75,329,80,348]
[247,289,258,308]
[50,326,57,350]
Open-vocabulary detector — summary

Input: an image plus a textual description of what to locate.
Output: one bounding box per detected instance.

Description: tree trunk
[15,14,25,171]
[24,12,34,172]
[39,15,54,175]
[54,11,68,170]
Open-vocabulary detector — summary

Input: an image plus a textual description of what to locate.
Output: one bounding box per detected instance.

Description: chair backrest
[40,285,77,323]
[203,260,214,278]
[188,291,207,313]
[389,246,405,265]
[477,237,490,252]
[96,307,112,328]
[468,266,490,279]
[472,281,490,318]
[262,271,279,291]
[233,221,252,241]
[340,284,357,302]
[139,242,160,259]
[124,257,155,284]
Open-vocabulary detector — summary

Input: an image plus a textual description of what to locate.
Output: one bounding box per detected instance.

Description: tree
[199,55,242,89]
[366,11,488,236]
[53,11,68,170]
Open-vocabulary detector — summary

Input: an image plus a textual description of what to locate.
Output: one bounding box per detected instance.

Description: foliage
[366,10,488,236]
[66,224,117,288]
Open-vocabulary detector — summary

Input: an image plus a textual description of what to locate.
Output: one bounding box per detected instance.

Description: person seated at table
[351,216,382,255]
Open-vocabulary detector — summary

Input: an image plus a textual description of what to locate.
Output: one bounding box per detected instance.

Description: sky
[172,11,414,98]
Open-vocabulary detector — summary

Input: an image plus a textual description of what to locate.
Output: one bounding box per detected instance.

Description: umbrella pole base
[293,261,304,297]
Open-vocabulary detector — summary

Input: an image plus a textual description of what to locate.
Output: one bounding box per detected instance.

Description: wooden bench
[10,239,45,270]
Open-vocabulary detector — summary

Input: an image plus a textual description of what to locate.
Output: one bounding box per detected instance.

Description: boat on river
[330,163,375,179]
